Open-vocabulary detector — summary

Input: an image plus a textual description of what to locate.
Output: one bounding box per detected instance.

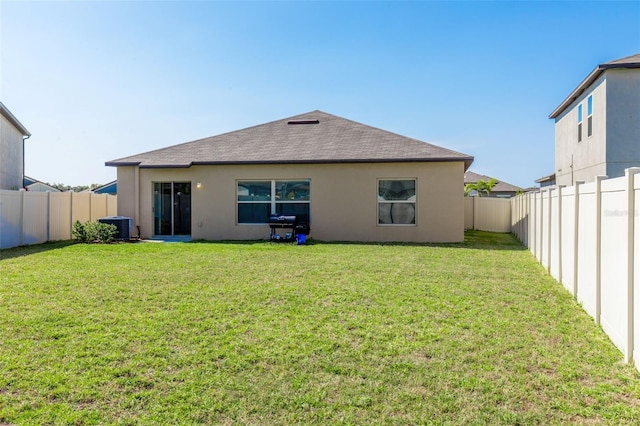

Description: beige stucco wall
[554,73,607,186]
[116,162,465,243]
[0,114,25,190]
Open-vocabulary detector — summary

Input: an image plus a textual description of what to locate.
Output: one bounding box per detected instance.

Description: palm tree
[464,178,498,197]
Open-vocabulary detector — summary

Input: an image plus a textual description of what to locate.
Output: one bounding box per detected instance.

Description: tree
[49,182,103,192]
[464,178,498,197]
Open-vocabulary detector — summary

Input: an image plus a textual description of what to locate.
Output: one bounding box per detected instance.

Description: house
[92,180,117,195]
[464,171,522,198]
[0,102,31,190]
[106,111,473,242]
[548,53,640,186]
[534,173,556,188]
[23,176,61,192]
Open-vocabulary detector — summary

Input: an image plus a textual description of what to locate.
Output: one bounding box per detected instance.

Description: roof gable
[106,111,473,169]
[549,53,640,119]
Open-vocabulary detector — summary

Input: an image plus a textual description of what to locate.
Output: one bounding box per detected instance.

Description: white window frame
[377,178,417,226]
[577,103,583,143]
[237,179,310,224]
[587,95,593,138]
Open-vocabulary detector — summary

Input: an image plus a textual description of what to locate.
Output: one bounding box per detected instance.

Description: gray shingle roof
[464,171,522,193]
[549,53,640,119]
[106,111,473,169]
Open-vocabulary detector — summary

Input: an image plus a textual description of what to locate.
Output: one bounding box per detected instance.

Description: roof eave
[0,102,31,137]
[549,61,640,119]
[106,157,475,169]
[549,66,603,119]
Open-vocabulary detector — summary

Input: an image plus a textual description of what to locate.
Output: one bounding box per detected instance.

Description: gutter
[549,60,640,119]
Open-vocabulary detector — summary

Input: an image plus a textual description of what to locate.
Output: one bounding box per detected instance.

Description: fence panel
[0,190,23,249]
[107,195,117,216]
[599,178,629,353]
[540,190,550,271]
[560,187,576,294]
[22,192,48,245]
[549,187,560,280]
[576,183,598,319]
[71,192,92,224]
[49,192,72,241]
[634,177,640,364]
[464,197,474,230]
[0,191,117,249]
[463,197,512,232]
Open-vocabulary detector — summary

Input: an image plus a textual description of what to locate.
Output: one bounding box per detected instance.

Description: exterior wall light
[196,182,202,189]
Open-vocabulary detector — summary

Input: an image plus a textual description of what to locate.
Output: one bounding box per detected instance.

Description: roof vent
[287,119,319,125]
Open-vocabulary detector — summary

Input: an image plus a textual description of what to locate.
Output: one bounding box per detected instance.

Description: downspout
[22,134,31,188]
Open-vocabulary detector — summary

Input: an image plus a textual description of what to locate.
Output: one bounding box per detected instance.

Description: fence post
[19,190,25,246]
[69,191,74,239]
[472,196,477,230]
[625,168,640,363]
[573,181,584,299]
[595,175,607,326]
[547,187,552,271]
[46,191,51,242]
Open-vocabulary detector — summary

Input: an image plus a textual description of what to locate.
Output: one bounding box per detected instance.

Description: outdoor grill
[268,214,310,243]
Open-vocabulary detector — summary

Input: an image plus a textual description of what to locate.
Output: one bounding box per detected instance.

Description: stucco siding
[119,162,465,243]
[605,69,640,178]
[554,74,607,186]
[0,114,24,190]
[116,166,137,220]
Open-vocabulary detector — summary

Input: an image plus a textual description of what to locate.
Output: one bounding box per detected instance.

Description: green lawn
[1,232,639,425]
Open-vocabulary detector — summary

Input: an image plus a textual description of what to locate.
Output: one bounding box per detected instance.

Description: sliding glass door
[153,182,191,236]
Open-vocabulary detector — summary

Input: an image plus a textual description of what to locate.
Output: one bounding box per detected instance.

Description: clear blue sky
[1,1,639,188]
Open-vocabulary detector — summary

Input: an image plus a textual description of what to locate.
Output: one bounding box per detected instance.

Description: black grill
[268,215,310,242]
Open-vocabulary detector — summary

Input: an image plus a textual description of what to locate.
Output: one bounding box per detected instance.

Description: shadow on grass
[188,231,527,251]
[0,240,77,261]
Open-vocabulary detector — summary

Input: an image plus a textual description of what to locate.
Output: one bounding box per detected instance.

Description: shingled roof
[464,171,522,193]
[549,53,640,119]
[106,110,473,169]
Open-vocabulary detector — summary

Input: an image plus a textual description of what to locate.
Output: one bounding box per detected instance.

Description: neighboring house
[92,180,117,195]
[464,171,522,198]
[106,110,474,242]
[548,53,640,186]
[534,173,556,188]
[0,102,31,190]
[23,176,61,192]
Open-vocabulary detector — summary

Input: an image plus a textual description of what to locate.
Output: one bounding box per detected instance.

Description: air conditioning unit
[98,216,133,240]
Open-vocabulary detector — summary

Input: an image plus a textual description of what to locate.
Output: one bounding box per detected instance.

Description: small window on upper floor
[587,95,593,137]
[577,104,583,142]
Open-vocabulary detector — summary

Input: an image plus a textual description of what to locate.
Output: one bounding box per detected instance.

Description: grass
[1,231,639,425]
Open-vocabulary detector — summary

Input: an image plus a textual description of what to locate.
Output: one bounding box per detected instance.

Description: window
[587,95,593,137]
[577,103,583,142]
[237,180,310,224]
[378,179,416,225]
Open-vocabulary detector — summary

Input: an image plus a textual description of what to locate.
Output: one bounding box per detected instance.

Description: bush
[72,221,117,244]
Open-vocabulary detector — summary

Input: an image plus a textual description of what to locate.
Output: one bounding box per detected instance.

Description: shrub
[72,221,117,244]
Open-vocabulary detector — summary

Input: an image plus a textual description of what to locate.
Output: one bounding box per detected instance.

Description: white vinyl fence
[511,168,640,370]
[464,196,512,232]
[0,190,117,249]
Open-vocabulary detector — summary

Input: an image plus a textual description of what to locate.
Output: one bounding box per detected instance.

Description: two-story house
[548,54,640,186]
[0,102,31,190]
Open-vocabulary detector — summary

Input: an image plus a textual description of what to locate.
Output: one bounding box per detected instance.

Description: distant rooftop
[464,171,522,193]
